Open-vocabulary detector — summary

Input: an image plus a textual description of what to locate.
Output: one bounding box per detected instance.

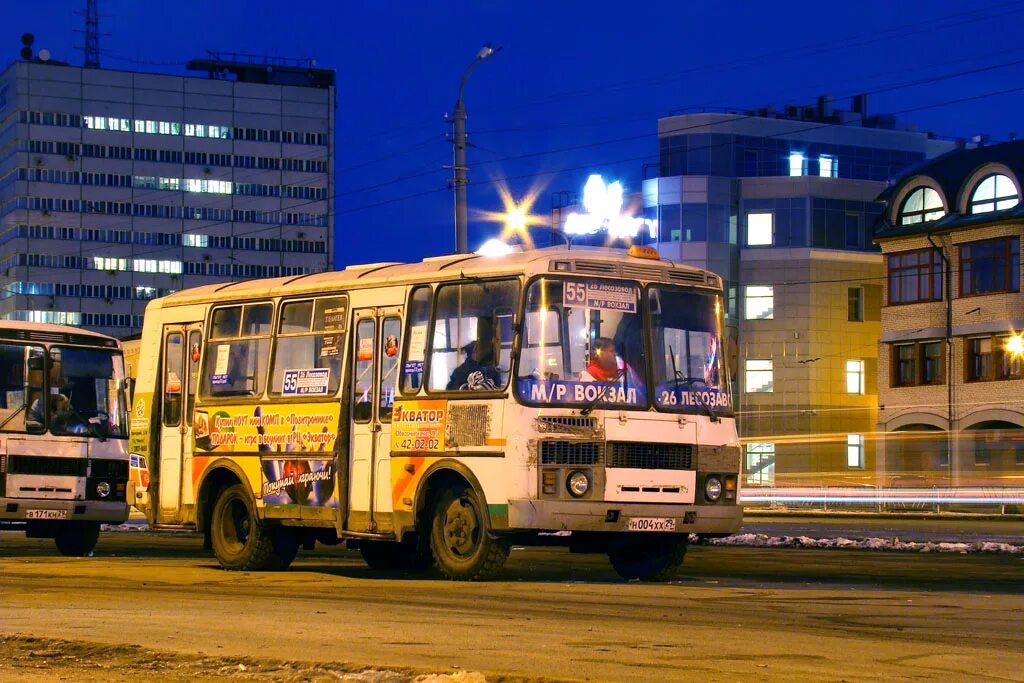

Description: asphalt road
[2,531,1022,682]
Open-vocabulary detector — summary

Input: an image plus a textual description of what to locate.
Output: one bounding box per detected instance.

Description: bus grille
[8,455,87,477]
[540,441,603,465]
[89,459,128,478]
[536,416,598,433]
[606,442,693,470]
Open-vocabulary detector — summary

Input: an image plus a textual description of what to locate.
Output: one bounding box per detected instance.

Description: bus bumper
[507,498,741,535]
[0,498,129,524]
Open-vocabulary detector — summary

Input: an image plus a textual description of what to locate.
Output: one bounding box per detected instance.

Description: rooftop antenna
[83,0,100,68]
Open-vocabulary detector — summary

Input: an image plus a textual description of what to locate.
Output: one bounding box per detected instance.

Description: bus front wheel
[53,521,100,557]
[211,484,298,571]
[608,535,688,581]
[430,484,509,581]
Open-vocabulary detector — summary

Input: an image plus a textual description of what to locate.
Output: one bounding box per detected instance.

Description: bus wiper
[62,404,107,442]
[0,404,26,430]
[580,369,624,417]
[668,345,719,423]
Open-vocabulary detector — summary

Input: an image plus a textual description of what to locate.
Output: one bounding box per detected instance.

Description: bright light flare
[564,174,657,241]
[474,181,549,251]
[475,238,516,257]
[1005,333,1024,357]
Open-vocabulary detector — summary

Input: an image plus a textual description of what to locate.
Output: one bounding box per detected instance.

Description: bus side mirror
[27,356,44,371]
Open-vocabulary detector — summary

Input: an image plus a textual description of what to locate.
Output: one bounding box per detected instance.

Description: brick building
[875,140,1024,487]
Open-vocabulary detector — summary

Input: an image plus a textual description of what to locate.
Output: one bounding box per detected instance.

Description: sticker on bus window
[384,335,399,357]
[564,280,637,313]
[214,344,231,375]
[357,337,373,362]
[403,360,424,375]
[408,326,427,361]
[323,307,347,332]
[319,334,340,358]
[166,371,182,395]
[282,368,331,396]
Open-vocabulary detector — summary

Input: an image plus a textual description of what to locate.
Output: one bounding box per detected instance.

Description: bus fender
[195,458,256,534]
[410,459,505,538]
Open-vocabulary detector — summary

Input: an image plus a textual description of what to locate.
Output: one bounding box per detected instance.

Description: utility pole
[450,44,499,253]
[84,0,100,68]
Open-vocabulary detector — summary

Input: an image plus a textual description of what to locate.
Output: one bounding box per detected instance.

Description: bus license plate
[626,517,676,532]
[25,510,68,520]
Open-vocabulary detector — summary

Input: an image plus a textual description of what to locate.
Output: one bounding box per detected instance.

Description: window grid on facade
[847,287,864,322]
[746,212,773,246]
[898,187,944,225]
[744,443,775,486]
[744,285,774,320]
[846,360,865,394]
[959,237,1020,296]
[966,335,1024,383]
[788,152,806,177]
[887,248,942,304]
[744,359,773,393]
[847,434,864,468]
[968,173,1019,214]
[892,340,944,387]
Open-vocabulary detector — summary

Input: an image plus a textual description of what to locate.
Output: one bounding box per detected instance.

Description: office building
[641,96,958,491]
[0,53,334,336]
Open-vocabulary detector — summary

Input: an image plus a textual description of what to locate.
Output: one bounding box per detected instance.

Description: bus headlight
[566,470,590,498]
[704,476,723,502]
[96,481,111,498]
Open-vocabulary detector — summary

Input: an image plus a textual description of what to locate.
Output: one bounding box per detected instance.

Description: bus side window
[202,303,272,398]
[400,286,430,394]
[379,316,401,421]
[163,333,183,426]
[352,319,375,423]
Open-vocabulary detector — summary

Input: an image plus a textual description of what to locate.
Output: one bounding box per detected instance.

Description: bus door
[348,308,402,533]
[156,324,202,525]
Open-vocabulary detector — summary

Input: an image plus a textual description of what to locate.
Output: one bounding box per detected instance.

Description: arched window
[898,187,944,225]
[969,173,1019,214]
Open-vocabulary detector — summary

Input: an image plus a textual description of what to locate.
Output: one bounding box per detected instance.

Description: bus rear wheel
[430,484,508,581]
[608,535,688,581]
[53,522,100,557]
[211,484,298,571]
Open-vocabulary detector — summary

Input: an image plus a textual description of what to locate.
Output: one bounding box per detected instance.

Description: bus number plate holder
[626,517,675,532]
[25,509,68,520]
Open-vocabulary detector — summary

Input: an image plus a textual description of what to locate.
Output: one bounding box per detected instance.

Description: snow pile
[100,522,150,532]
[704,532,1024,554]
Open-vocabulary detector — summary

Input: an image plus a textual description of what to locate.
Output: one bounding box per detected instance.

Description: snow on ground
[701,532,1024,554]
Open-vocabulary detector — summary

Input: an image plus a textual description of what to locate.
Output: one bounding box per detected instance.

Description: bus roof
[156,246,721,309]
[0,320,120,346]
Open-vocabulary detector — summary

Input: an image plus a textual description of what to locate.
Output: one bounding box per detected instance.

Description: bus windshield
[516,277,647,410]
[45,347,128,438]
[648,285,732,416]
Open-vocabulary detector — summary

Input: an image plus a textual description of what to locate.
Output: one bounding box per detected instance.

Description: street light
[451,43,500,254]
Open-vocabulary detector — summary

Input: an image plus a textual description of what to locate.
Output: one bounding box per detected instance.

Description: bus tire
[608,535,687,582]
[210,484,297,571]
[430,484,509,581]
[53,522,100,557]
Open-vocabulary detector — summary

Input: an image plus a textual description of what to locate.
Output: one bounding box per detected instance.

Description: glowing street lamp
[1005,334,1024,357]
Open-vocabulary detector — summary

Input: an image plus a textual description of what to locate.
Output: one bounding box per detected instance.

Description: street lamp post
[451,44,499,254]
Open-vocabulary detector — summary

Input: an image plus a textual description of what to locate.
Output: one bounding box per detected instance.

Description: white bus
[128,245,740,580]
[0,322,131,555]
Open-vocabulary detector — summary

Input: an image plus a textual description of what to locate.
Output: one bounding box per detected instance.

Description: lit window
[969,173,1019,214]
[899,187,945,225]
[745,359,773,393]
[847,434,864,468]
[788,152,806,177]
[846,359,865,394]
[746,212,773,246]
[744,285,774,320]
[744,443,775,486]
[818,155,837,178]
[183,234,209,248]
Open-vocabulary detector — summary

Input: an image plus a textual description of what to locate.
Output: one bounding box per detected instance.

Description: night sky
[7,1,1023,267]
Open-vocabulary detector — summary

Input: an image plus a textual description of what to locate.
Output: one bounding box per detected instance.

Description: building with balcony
[875,140,1024,487]
[640,96,959,491]
[0,53,335,336]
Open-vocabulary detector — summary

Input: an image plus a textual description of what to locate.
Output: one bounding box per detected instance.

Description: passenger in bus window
[579,337,641,386]
[447,340,500,391]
